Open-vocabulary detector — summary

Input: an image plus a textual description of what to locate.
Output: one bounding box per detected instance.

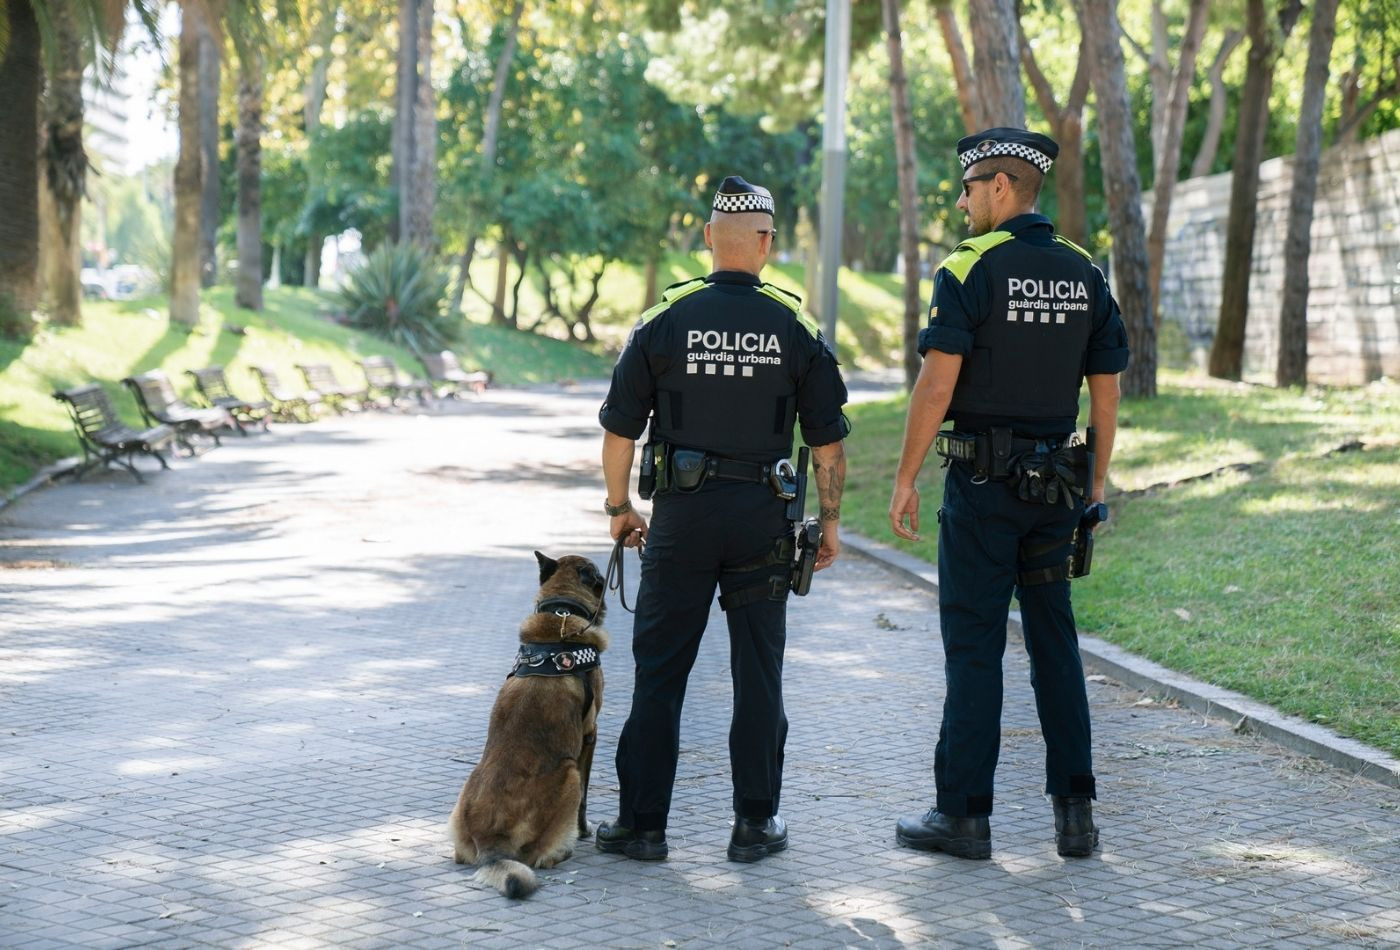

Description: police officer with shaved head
[597,176,849,863]
[889,129,1130,860]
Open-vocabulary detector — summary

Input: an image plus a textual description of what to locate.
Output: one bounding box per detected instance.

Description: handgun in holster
[1068,501,1109,578]
[787,446,820,596]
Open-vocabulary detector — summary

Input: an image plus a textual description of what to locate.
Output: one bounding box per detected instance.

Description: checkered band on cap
[712,175,774,215]
[958,139,1055,173]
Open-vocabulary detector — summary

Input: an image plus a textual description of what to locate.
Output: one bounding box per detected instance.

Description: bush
[338,242,455,355]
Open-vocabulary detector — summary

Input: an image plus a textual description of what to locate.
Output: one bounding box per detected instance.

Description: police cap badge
[712,176,775,216]
[956,128,1059,174]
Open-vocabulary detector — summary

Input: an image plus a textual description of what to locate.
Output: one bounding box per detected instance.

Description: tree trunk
[39,0,87,327]
[933,0,977,134]
[405,0,436,246]
[882,0,923,391]
[492,241,511,326]
[0,0,41,321]
[967,0,1024,127]
[1019,23,1090,246]
[642,254,658,310]
[1147,2,1170,165]
[1190,30,1243,179]
[1145,0,1208,313]
[235,50,264,311]
[451,0,523,311]
[1277,0,1340,387]
[1079,0,1155,397]
[1335,54,1400,145]
[197,13,221,288]
[171,0,206,326]
[1208,0,1302,380]
[392,0,417,243]
[302,6,336,289]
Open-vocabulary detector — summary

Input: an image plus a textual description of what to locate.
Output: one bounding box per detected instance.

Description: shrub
[338,242,455,355]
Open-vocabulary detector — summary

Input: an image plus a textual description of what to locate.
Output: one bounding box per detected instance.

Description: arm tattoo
[812,444,846,523]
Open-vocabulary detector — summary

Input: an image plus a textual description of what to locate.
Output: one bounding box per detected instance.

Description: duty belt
[706,456,772,484]
[934,429,1069,480]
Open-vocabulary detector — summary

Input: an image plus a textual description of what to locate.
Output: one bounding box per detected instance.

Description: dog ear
[535,551,559,585]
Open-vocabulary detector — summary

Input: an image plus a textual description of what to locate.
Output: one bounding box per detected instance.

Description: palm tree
[0,0,43,321]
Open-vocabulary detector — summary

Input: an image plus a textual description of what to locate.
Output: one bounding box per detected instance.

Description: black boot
[727,814,788,863]
[1052,796,1099,857]
[595,820,668,861]
[895,808,991,860]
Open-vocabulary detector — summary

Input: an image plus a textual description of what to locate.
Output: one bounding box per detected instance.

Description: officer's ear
[703,221,713,249]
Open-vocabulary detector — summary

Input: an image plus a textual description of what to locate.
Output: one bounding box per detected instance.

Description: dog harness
[506,598,602,722]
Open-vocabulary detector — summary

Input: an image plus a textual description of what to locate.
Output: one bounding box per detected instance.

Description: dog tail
[473,852,537,899]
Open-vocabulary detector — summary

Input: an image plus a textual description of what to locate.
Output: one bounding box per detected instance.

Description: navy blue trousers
[614,482,790,831]
[934,462,1096,817]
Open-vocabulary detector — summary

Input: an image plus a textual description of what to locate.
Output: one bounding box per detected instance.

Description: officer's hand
[611,510,648,548]
[815,523,840,571]
[889,484,921,541]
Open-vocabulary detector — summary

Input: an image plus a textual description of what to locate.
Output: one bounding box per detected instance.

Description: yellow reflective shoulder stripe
[938,230,1015,284]
[757,283,820,339]
[641,278,707,323]
[1054,235,1094,261]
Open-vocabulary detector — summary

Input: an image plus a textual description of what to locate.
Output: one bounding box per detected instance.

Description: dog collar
[509,643,600,678]
[536,596,596,619]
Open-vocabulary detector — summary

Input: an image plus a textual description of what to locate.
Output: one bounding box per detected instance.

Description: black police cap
[712,176,774,215]
[956,128,1059,174]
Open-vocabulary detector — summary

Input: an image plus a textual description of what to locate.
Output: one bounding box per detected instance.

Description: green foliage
[339,242,455,356]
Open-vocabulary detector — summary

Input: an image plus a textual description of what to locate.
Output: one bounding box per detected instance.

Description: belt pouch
[671,449,708,491]
[990,427,1014,480]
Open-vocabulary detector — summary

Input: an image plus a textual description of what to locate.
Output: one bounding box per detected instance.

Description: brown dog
[449,551,608,898]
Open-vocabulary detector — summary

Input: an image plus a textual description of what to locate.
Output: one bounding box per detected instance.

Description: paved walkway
[2,385,1398,948]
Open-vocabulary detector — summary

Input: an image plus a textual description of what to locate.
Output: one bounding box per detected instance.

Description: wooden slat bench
[422,350,492,399]
[249,366,322,423]
[359,355,434,409]
[296,363,368,414]
[122,370,233,454]
[53,384,176,483]
[186,366,272,433]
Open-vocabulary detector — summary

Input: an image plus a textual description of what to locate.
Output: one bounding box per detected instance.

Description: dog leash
[604,534,635,615]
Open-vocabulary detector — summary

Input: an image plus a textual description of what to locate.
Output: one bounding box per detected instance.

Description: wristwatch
[604,498,633,516]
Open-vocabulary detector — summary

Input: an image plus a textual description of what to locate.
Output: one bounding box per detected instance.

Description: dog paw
[577,820,595,839]
[536,846,573,869]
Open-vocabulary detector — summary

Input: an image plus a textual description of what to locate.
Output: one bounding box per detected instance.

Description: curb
[842,530,1400,790]
[0,458,79,514]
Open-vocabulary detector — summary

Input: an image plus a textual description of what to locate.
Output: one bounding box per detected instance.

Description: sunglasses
[962,172,1018,195]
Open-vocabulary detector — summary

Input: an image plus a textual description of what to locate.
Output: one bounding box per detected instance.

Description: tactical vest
[941,231,1098,421]
[644,276,821,462]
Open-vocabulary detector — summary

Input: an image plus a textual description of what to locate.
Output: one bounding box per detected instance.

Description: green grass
[839,369,1400,758]
[455,249,926,369]
[0,286,613,489]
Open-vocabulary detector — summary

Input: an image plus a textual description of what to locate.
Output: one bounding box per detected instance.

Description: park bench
[296,363,368,414]
[359,355,434,409]
[249,365,322,422]
[422,350,492,399]
[122,370,233,454]
[52,384,176,483]
[185,366,272,433]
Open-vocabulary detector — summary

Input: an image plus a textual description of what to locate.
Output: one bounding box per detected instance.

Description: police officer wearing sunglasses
[889,128,1130,860]
[596,176,849,863]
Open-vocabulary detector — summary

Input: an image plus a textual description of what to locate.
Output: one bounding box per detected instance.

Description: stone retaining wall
[1152,126,1400,384]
